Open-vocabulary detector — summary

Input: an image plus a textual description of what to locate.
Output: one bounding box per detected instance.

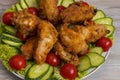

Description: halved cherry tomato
[16,31,27,41]
[60,63,77,80]
[9,54,27,70]
[28,7,39,16]
[96,37,112,52]
[46,52,60,66]
[2,12,13,25]
[57,6,66,12]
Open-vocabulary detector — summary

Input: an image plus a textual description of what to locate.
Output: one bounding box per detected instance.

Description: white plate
[0,0,110,80]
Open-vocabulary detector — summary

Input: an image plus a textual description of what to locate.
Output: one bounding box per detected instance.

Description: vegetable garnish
[9,54,27,70]
[2,12,13,26]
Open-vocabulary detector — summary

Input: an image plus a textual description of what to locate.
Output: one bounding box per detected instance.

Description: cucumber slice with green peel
[20,0,28,9]
[4,26,16,35]
[0,23,4,34]
[87,52,105,67]
[108,34,114,43]
[25,63,50,80]
[62,0,75,7]
[2,33,22,42]
[2,39,23,47]
[11,5,17,11]
[41,66,54,80]
[57,0,63,6]
[4,8,15,12]
[95,17,113,25]
[78,56,91,72]
[93,10,105,20]
[105,25,115,37]
[89,47,103,55]
[15,3,23,11]
[25,0,39,8]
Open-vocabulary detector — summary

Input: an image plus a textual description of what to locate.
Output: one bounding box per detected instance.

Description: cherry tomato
[60,63,77,79]
[57,6,66,12]
[96,37,112,52]
[28,7,39,16]
[9,54,27,70]
[16,31,27,41]
[46,53,60,66]
[2,12,13,25]
[82,1,89,7]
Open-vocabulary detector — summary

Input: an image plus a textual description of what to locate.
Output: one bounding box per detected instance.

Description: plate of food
[0,0,115,80]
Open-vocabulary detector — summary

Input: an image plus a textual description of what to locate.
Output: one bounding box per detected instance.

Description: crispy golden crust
[73,23,107,43]
[12,9,40,37]
[60,1,95,23]
[39,0,59,24]
[21,37,37,60]
[13,1,107,66]
[59,23,88,54]
[34,20,58,64]
[54,42,80,66]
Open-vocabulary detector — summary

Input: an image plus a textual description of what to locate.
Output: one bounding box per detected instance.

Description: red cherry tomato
[28,7,39,16]
[60,63,77,79]
[2,12,13,25]
[96,37,112,52]
[16,31,27,41]
[46,53,60,66]
[57,6,66,12]
[82,1,89,7]
[9,54,27,70]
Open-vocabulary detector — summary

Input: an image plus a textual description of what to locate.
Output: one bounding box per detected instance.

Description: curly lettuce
[0,44,33,76]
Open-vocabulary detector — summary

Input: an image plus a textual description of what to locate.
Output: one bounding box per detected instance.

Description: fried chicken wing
[21,37,37,59]
[39,0,59,24]
[54,42,80,66]
[73,23,107,43]
[60,1,95,23]
[12,9,40,37]
[34,20,58,64]
[59,23,88,55]
[58,22,106,56]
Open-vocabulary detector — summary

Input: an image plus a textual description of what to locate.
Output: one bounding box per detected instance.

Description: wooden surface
[0,0,120,80]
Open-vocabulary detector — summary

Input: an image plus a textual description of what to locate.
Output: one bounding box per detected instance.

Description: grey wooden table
[0,0,120,80]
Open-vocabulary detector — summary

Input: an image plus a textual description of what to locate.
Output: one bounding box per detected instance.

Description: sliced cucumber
[41,66,54,80]
[93,10,105,20]
[15,3,23,11]
[25,0,39,8]
[62,0,75,7]
[78,56,91,72]
[95,17,113,25]
[87,52,105,67]
[89,47,103,55]
[105,25,115,37]
[2,33,22,42]
[20,0,28,9]
[2,39,22,47]
[4,25,16,35]
[4,8,15,13]
[25,63,50,80]
[57,0,63,6]
[0,23,4,34]
[52,67,65,80]
[108,34,114,43]
[11,5,17,11]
